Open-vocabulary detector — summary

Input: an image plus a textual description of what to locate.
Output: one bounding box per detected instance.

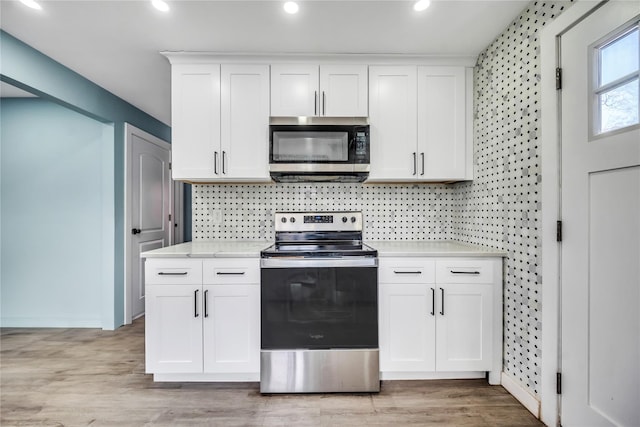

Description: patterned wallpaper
[192,0,572,398]
[452,1,572,396]
[192,183,455,241]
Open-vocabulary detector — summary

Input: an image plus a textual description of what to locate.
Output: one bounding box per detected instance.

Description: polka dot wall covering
[192,0,572,400]
[192,183,456,241]
[452,1,572,396]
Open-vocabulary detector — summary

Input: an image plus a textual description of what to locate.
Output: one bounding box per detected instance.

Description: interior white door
[128,125,172,321]
[560,3,640,426]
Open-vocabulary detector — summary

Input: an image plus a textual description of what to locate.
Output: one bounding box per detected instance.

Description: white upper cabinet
[221,64,270,180]
[368,65,472,182]
[170,63,270,182]
[271,64,368,117]
[171,64,221,181]
[418,66,467,181]
[368,66,418,180]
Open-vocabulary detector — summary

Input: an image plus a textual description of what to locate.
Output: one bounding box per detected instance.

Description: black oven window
[261,267,378,350]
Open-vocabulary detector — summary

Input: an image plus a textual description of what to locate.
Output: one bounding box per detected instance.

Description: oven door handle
[261,258,378,268]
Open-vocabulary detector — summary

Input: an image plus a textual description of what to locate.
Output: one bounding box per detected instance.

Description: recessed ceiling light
[413,0,431,12]
[284,1,299,14]
[151,0,170,12]
[19,0,42,10]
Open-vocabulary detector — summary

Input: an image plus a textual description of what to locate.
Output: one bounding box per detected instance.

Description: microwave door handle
[322,91,326,116]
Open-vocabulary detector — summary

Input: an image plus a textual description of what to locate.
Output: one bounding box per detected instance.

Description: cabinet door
[435,283,493,372]
[320,65,368,117]
[145,285,203,373]
[379,283,436,372]
[417,66,467,181]
[270,64,319,116]
[221,65,270,180]
[203,284,260,373]
[368,66,418,180]
[171,64,221,180]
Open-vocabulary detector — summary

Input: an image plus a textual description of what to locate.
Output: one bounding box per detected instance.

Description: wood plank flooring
[1,318,543,426]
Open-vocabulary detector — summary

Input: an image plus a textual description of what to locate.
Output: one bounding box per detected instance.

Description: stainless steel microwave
[269,117,370,183]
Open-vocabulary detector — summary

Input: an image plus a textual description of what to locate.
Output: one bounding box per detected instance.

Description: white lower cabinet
[144,258,260,381]
[379,257,502,383]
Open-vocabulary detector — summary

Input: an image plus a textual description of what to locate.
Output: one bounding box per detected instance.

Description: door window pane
[600,79,639,133]
[593,23,640,136]
[600,28,639,86]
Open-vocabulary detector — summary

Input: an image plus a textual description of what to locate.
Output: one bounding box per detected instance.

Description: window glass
[600,28,639,86]
[600,79,639,133]
[593,24,640,136]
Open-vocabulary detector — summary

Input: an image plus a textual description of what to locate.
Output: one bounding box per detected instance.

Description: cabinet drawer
[145,259,203,285]
[379,258,436,284]
[436,258,497,284]
[203,258,260,284]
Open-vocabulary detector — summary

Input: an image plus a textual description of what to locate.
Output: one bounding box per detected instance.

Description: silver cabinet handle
[451,270,481,275]
[194,289,199,318]
[440,287,445,316]
[430,287,435,316]
[421,152,425,176]
[412,152,417,175]
[204,289,209,318]
[222,151,227,174]
[314,91,318,115]
[322,91,326,116]
[214,151,219,175]
[216,271,246,275]
[393,270,422,274]
[157,272,188,276]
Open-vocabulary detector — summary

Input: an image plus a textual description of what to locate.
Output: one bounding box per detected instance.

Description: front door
[560,2,640,425]
[126,124,172,322]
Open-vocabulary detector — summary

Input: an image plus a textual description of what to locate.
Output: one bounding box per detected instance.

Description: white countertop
[366,240,507,257]
[142,240,505,258]
[141,241,271,258]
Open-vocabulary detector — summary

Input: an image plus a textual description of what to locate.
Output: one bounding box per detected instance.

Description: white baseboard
[501,371,540,418]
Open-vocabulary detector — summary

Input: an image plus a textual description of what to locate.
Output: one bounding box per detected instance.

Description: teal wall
[1,99,114,326]
[0,30,171,329]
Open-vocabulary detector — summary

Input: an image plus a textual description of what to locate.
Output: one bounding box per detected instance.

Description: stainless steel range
[260,211,379,393]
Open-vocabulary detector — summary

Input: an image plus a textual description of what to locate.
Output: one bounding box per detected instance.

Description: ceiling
[0,0,528,125]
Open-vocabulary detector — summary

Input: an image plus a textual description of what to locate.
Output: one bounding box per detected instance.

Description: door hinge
[556,220,562,242]
[556,67,562,90]
[557,372,562,395]
[168,214,172,222]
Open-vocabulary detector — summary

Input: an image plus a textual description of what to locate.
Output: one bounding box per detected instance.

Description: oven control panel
[304,215,333,224]
[275,211,362,232]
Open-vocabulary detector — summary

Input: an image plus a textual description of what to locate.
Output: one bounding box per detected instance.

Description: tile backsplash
[192,183,455,241]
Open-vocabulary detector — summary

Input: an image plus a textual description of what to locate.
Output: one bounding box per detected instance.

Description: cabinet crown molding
[161,51,477,67]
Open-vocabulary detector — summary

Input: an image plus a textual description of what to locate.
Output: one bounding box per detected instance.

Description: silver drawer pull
[393,270,422,274]
[216,271,245,275]
[450,270,480,275]
[158,272,188,276]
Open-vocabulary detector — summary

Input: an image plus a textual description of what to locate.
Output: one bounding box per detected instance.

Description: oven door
[260,258,378,350]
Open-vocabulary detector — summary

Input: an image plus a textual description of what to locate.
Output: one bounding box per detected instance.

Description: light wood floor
[1,318,543,426]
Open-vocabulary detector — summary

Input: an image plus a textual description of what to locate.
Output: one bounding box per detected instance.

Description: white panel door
[171,64,221,180]
[435,283,493,372]
[270,64,319,116]
[203,284,260,374]
[221,64,270,180]
[560,3,640,426]
[368,66,418,180]
[145,285,203,373]
[130,129,171,320]
[418,66,467,180]
[320,64,368,117]
[379,283,435,372]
